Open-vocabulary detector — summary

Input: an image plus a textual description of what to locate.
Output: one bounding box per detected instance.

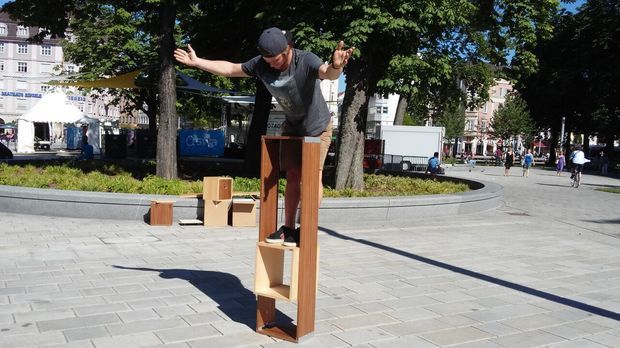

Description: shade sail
[48,69,244,95]
[48,70,141,89]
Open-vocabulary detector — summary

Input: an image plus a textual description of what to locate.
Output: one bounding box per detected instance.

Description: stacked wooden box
[202,176,256,227]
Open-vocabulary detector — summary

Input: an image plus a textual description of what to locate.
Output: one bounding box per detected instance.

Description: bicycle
[570,166,582,188]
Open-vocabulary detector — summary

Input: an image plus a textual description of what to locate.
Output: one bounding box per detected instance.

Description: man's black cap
[257,27,288,57]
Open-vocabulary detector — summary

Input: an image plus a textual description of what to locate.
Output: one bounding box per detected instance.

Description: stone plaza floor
[0,165,619,347]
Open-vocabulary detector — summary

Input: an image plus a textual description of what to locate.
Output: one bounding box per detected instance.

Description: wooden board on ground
[178,219,203,225]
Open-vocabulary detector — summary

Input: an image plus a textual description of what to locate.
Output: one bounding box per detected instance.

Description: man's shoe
[283,227,300,247]
[266,226,292,244]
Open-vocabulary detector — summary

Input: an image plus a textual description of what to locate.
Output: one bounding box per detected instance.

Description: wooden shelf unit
[255,242,299,302]
[255,136,321,343]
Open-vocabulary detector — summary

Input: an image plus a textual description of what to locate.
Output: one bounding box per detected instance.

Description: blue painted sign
[178,129,225,157]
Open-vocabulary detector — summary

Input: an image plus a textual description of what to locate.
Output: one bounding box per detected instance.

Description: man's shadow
[113,265,293,329]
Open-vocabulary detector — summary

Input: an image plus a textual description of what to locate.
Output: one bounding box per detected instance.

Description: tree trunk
[393,94,409,125]
[335,60,370,190]
[548,126,558,164]
[155,0,178,179]
[243,81,271,178]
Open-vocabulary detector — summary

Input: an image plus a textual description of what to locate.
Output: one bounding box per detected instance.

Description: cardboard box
[203,177,233,200]
[231,197,257,227]
[150,200,175,226]
[203,199,232,227]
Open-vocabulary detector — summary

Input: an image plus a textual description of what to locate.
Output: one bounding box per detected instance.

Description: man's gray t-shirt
[241,49,330,136]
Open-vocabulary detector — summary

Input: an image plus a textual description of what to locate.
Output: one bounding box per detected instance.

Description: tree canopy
[519,0,619,158]
[490,93,534,141]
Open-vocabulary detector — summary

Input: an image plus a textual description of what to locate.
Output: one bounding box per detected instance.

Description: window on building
[41,85,50,92]
[382,106,388,114]
[78,103,85,112]
[67,65,75,73]
[16,99,28,110]
[376,106,381,114]
[17,43,28,54]
[40,63,52,74]
[41,45,52,56]
[0,43,4,54]
[17,26,29,37]
[481,121,487,132]
[17,62,28,73]
[0,24,7,36]
[483,103,488,113]
[0,61,4,72]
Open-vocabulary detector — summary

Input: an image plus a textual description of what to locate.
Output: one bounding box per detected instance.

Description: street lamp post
[560,117,566,152]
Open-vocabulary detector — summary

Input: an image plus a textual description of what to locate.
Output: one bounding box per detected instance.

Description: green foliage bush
[0,163,468,197]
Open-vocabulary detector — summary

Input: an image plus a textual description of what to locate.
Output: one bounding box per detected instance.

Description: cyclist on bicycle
[569,145,589,186]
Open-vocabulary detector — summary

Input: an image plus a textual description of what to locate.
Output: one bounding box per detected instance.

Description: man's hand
[331,41,355,69]
[174,44,198,68]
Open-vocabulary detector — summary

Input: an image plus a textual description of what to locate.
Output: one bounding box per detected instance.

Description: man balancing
[174,27,354,246]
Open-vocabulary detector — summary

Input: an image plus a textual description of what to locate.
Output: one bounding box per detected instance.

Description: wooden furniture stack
[254,136,321,343]
[202,177,233,227]
[201,176,258,227]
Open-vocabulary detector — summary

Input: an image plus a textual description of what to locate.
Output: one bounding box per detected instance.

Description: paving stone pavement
[1,165,619,347]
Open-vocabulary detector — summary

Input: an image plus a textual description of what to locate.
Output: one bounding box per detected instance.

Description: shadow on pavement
[582,183,620,189]
[582,218,620,225]
[319,226,620,322]
[112,265,293,330]
[536,183,572,188]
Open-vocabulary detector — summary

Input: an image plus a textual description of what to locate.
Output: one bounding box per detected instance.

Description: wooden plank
[179,193,202,198]
[297,138,320,339]
[259,137,280,242]
[178,219,203,225]
[256,295,276,333]
[257,323,297,343]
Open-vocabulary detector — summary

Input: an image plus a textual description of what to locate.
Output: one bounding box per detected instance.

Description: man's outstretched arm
[319,40,355,80]
[174,44,249,78]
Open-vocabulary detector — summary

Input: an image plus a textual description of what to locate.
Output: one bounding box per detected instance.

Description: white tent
[17,92,84,153]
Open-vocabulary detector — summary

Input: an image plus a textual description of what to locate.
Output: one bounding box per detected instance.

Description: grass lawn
[598,187,620,194]
[0,160,469,197]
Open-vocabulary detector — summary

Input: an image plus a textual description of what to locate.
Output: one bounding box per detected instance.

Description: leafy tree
[436,102,465,156]
[490,93,534,144]
[266,0,557,189]
[521,0,619,159]
[3,0,188,179]
[58,5,160,133]
[573,0,620,150]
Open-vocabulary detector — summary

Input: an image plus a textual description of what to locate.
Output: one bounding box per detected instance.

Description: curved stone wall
[0,176,501,223]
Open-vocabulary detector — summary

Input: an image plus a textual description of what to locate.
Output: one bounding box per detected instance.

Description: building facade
[462,78,514,156]
[0,12,120,128]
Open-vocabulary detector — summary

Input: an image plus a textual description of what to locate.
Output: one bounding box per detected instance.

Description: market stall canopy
[21,91,83,123]
[47,69,245,95]
[17,91,84,153]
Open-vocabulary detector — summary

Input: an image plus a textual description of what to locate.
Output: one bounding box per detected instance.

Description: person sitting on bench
[426,152,443,175]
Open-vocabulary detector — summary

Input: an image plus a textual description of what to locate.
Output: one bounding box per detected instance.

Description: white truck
[376,125,445,171]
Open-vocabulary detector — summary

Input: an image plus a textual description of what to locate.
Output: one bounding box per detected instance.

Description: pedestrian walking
[522,149,534,178]
[556,151,565,176]
[504,148,514,176]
